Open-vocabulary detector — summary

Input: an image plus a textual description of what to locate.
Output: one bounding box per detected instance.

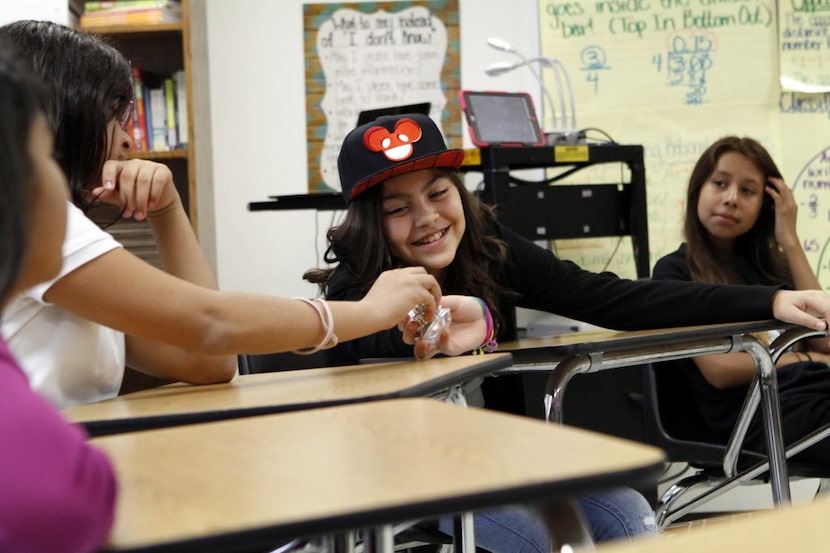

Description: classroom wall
[0,0,67,26]
[200,0,543,297]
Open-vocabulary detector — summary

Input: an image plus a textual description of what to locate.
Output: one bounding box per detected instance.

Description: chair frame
[544,330,794,501]
[541,325,830,527]
[645,326,830,527]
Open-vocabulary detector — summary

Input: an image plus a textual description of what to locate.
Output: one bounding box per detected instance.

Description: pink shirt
[0,337,116,553]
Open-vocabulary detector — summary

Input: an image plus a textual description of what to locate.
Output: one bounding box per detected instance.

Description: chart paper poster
[778,0,830,93]
[304,0,460,193]
[536,0,830,289]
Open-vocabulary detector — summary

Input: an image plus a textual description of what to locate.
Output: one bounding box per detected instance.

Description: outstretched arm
[694,292,830,388]
[771,289,829,331]
[47,252,443,380]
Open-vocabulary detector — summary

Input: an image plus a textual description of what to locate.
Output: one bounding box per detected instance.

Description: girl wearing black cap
[306,113,830,549]
[1,21,480,410]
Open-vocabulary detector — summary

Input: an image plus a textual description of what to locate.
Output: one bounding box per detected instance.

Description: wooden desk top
[64,353,512,436]
[499,320,785,365]
[95,398,665,553]
[598,496,830,552]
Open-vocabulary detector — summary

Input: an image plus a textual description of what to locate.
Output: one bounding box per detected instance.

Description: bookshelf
[77,0,197,254]
[75,0,195,394]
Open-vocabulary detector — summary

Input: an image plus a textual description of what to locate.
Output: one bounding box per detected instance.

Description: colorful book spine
[131,66,149,151]
[143,83,153,150]
[80,6,181,27]
[148,87,168,151]
[83,0,171,12]
[163,77,178,149]
[174,69,188,148]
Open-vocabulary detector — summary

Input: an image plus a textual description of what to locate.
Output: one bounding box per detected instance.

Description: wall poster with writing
[778,0,830,92]
[303,0,460,194]
[536,0,830,290]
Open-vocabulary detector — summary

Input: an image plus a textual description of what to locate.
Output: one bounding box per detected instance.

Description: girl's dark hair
[684,136,790,285]
[304,170,517,331]
[0,20,133,213]
[0,46,47,303]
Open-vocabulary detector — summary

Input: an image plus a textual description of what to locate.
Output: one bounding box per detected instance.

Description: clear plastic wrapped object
[408,305,452,345]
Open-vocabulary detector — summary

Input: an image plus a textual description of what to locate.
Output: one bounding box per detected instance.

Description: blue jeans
[438,487,657,553]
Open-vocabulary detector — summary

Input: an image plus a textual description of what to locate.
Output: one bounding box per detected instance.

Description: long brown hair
[684,136,790,286]
[0,21,133,213]
[304,170,517,332]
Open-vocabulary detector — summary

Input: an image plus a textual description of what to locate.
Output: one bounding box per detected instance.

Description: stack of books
[80,0,182,27]
[129,66,188,153]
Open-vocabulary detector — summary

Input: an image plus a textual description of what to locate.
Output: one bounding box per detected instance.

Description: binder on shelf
[142,83,153,150]
[148,87,167,151]
[174,70,188,147]
[163,77,178,149]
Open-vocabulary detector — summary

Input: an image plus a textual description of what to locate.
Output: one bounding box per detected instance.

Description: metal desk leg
[536,499,596,553]
[363,525,394,553]
[544,355,592,423]
[453,512,477,553]
[741,337,791,505]
[331,531,356,553]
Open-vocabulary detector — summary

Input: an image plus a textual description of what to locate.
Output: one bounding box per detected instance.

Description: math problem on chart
[793,147,830,290]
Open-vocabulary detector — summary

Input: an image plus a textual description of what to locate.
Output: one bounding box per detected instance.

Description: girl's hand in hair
[408,295,487,360]
[766,177,799,251]
[363,267,442,330]
[93,159,181,221]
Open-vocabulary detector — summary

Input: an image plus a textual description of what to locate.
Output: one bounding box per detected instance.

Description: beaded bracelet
[292,297,339,355]
[471,297,498,355]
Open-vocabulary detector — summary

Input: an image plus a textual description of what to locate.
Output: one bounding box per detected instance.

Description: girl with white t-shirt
[0,20,486,408]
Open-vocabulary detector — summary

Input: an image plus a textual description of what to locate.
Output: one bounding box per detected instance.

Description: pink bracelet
[292,298,338,355]
[472,297,498,355]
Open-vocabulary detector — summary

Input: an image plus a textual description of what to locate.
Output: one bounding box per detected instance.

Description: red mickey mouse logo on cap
[363,118,423,162]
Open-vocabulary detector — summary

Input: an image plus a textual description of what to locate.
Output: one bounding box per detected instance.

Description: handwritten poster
[304,0,460,193]
[778,0,830,92]
[780,106,830,289]
[537,0,830,290]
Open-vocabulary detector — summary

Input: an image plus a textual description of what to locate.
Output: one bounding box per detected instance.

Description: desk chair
[644,326,830,528]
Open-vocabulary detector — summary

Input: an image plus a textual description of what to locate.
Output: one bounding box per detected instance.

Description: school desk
[597,494,830,553]
[63,352,512,436]
[94,397,666,553]
[496,320,815,506]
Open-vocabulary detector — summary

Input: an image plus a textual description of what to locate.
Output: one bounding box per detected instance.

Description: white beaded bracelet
[292,297,338,354]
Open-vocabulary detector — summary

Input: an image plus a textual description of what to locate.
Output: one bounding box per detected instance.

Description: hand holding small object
[408,304,452,345]
[403,296,491,359]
